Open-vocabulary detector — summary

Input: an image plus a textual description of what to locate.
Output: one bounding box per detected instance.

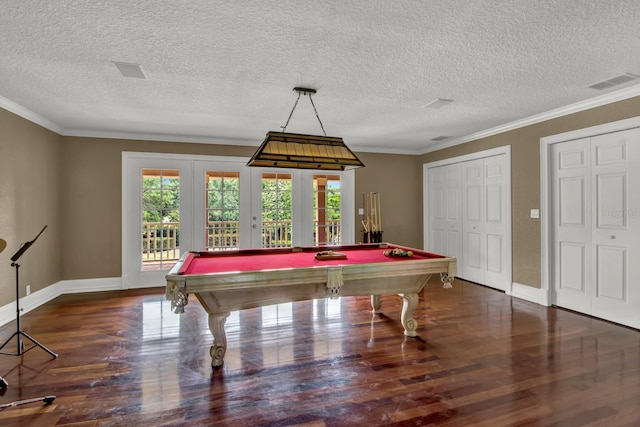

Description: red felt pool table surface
[176,243,445,275]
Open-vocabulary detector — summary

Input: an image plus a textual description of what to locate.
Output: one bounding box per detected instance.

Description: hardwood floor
[0,277,639,426]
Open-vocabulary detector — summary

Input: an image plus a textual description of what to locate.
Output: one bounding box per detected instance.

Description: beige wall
[0,109,62,307]
[355,153,422,248]
[59,139,420,279]
[418,96,640,289]
[3,95,640,305]
[60,137,257,279]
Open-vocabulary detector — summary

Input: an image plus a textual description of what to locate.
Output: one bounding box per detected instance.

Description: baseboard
[0,277,123,328]
[58,277,123,294]
[508,282,551,306]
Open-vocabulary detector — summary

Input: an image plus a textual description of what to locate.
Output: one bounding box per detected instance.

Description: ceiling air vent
[588,73,639,90]
[113,62,146,79]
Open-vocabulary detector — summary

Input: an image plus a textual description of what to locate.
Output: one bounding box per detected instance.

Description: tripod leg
[0,263,57,359]
[0,332,18,352]
[20,331,57,358]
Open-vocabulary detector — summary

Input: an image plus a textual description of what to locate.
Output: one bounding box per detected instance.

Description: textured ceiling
[2,1,640,154]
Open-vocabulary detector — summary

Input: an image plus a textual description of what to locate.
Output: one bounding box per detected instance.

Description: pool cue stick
[376,192,379,231]
[371,193,378,231]
[363,193,370,242]
[376,193,382,232]
[370,192,377,232]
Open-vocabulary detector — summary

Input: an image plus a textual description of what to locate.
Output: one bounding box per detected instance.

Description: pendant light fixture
[247,87,365,170]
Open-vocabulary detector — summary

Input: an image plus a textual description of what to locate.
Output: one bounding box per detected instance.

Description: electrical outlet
[26,285,31,296]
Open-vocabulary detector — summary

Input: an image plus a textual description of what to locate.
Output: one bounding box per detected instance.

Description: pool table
[165,243,456,367]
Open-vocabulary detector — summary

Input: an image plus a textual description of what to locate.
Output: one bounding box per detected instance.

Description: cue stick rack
[361,192,383,243]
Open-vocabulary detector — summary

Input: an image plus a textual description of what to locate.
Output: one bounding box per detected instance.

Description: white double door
[551,128,640,328]
[122,153,354,288]
[427,152,509,290]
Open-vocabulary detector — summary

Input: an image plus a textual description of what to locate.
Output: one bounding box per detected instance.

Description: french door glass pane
[206,171,240,250]
[141,169,180,270]
[262,172,292,248]
[313,174,341,245]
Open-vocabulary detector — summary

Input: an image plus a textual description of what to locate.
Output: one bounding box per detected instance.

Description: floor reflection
[217,299,348,370]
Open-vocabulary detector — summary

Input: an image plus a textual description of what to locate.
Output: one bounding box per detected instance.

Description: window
[261,172,293,248]
[313,174,342,245]
[141,169,180,270]
[205,171,240,250]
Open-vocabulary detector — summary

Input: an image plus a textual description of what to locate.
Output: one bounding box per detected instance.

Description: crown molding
[61,128,260,147]
[0,95,65,134]
[346,144,422,155]
[420,83,640,154]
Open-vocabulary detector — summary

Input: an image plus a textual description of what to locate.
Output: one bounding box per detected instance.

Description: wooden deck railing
[142,219,341,265]
[142,222,180,263]
[207,221,240,248]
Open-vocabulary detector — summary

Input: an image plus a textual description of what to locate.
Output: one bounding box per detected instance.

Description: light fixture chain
[308,95,327,136]
[281,91,302,132]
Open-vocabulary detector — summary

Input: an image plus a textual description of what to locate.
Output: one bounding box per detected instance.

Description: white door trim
[423,145,512,292]
[540,115,640,306]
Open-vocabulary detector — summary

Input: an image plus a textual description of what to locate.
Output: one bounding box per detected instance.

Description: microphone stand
[0,226,57,358]
[0,229,57,409]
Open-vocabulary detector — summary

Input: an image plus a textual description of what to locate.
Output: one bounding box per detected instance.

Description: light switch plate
[530,209,540,219]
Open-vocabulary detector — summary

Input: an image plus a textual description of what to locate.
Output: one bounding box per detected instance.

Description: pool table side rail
[167,257,455,318]
[166,254,456,292]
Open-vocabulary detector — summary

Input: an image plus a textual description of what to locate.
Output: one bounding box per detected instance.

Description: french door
[194,160,252,250]
[123,153,355,288]
[123,155,195,288]
[249,169,350,248]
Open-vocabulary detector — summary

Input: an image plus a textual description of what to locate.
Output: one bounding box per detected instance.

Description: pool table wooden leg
[370,295,382,314]
[400,293,419,337]
[208,312,230,368]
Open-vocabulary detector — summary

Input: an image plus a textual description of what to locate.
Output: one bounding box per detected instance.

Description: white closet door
[428,165,462,258]
[425,148,510,291]
[462,159,485,284]
[590,129,640,328]
[552,128,640,328]
[428,166,447,254]
[484,155,508,289]
[552,138,592,313]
